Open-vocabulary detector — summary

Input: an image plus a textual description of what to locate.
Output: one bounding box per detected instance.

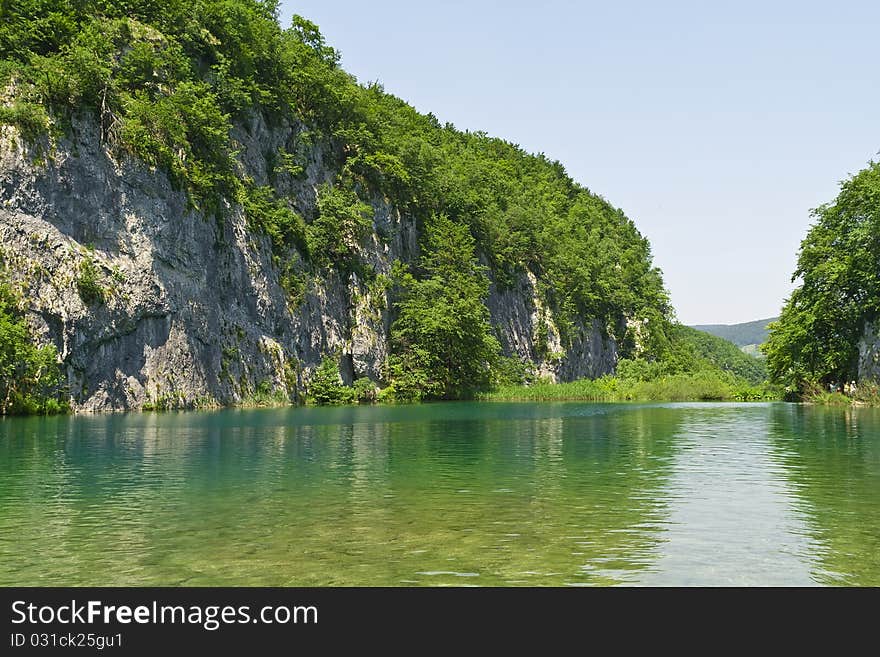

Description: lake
[1,401,878,586]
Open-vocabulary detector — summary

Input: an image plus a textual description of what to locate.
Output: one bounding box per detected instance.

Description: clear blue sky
[279,0,879,325]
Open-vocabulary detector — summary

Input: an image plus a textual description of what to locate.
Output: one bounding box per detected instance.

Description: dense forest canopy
[0,2,667,319]
[764,160,880,392]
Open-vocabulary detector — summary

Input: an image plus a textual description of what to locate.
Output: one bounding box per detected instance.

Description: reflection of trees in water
[0,413,173,585]
[768,404,880,585]
[519,408,681,585]
[0,404,683,585]
[310,405,685,586]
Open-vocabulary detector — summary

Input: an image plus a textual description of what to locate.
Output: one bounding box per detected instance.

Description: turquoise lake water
[1,401,878,585]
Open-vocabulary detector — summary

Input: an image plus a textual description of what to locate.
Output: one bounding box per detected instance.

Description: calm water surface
[1,402,878,586]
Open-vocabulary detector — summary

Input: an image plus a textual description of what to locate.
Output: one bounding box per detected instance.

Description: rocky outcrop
[486,270,616,380]
[858,322,880,382]
[0,114,618,411]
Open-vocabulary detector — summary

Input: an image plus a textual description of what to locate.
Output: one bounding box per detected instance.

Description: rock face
[0,115,617,411]
[858,322,880,382]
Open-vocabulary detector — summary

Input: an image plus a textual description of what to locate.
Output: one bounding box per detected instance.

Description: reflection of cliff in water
[769,404,880,585]
[0,403,683,586]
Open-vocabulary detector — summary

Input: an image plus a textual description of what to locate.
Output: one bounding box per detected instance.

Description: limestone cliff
[858,323,880,382]
[0,113,617,411]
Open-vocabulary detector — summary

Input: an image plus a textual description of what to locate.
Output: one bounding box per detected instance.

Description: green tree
[0,282,67,414]
[764,160,880,391]
[307,355,354,405]
[389,214,500,400]
[308,184,373,270]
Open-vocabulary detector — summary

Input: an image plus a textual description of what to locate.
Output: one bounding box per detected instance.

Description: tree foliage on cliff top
[0,0,671,357]
[763,160,880,391]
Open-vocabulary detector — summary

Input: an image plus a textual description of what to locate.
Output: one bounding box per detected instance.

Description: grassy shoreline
[477,372,781,403]
[20,376,880,416]
[802,382,880,407]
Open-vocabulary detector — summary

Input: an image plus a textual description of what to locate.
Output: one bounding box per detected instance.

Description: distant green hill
[691,318,777,348]
[673,325,768,384]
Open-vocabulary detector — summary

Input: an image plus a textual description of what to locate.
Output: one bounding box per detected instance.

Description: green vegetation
[240,184,308,257]
[481,327,778,403]
[241,380,289,407]
[306,357,380,405]
[0,1,781,408]
[0,99,48,141]
[386,214,500,401]
[802,389,853,406]
[740,344,763,358]
[352,376,378,403]
[797,381,880,406]
[307,355,354,405]
[480,371,777,403]
[0,281,67,414]
[308,184,372,271]
[75,256,105,305]
[670,325,767,384]
[764,160,880,395]
[0,1,673,402]
[691,317,776,348]
[692,317,775,358]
